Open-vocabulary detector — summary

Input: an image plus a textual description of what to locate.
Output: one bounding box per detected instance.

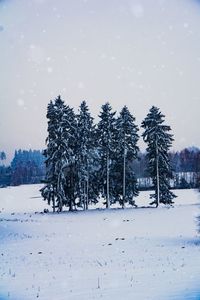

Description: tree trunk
[69,167,73,211]
[86,174,89,210]
[52,195,55,213]
[106,152,110,209]
[57,173,63,212]
[83,181,86,210]
[156,139,160,207]
[69,200,73,211]
[52,187,55,213]
[58,201,63,212]
[122,146,126,209]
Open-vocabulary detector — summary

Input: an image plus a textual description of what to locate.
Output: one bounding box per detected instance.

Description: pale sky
[0,0,200,162]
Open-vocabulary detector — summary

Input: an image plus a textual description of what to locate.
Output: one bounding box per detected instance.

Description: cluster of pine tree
[41,96,176,212]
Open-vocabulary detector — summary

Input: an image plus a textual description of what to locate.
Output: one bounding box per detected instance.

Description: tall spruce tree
[41,96,77,212]
[61,103,78,211]
[76,101,97,209]
[86,148,101,206]
[97,103,116,208]
[113,106,139,208]
[141,106,176,206]
[0,151,6,165]
[41,96,66,211]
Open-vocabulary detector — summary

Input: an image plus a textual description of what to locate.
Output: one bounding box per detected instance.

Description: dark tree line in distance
[0,150,45,187]
[0,147,200,191]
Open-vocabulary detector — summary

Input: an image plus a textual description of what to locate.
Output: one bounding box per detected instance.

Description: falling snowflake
[29,44,45,64]
[47,67,53,73]
[130,4,144,18]
[17,99,25,107]
[78,82,85,89]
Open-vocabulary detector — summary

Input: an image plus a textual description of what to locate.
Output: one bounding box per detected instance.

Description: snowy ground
[0,185,200,300]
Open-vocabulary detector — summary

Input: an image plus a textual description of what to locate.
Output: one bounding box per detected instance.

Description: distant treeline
[0,150,45,186]
[0,147,199,188]
[134,147,200,189]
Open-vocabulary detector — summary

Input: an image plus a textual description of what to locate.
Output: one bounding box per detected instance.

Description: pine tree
[41,96,64,211]
[113,106,139,208]
[0,151,6,165]
[97,103,116,208]
[141,106,176,206]
[86,148,101,206]
[41,96,77,212]
[76,101,97,209]
[59,102,78,211]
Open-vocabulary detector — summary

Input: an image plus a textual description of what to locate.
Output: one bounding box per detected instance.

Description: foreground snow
[0,185,200,300]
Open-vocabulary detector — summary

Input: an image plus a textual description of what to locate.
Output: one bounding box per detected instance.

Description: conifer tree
[41,96,77,212]
[76,101,97,209]
[0,151,6,165]
[41,96,65,211]
[60,103,78,211]
[86,148,101,206]
[141,106,176,206]
[113,106,139,208]
[97,103,116,208]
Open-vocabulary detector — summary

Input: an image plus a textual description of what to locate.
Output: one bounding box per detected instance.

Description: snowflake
[130,4,144,18]
[17,99,25,107]
[78,82,85,89]
[47,67,53,73]
[29,44,45,64]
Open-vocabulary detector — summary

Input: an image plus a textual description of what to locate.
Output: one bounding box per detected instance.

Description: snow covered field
[0,185,200,300]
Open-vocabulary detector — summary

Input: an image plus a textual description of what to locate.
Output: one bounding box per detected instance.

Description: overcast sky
[0,0,200,161]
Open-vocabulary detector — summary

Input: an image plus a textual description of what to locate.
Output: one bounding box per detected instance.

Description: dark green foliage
[41,99,180,211]
[61,103,78,211]
[42,96,101,212]
[97,103,116,208]
[0,151,10,187]
[0,166,11,187]
[41,96,78,211]
[179,177,190,189]
[113,106,139,207]
[76,101,99,209]
[0,151,6,162]
[111,158,138,206]
[141,106,176,206]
